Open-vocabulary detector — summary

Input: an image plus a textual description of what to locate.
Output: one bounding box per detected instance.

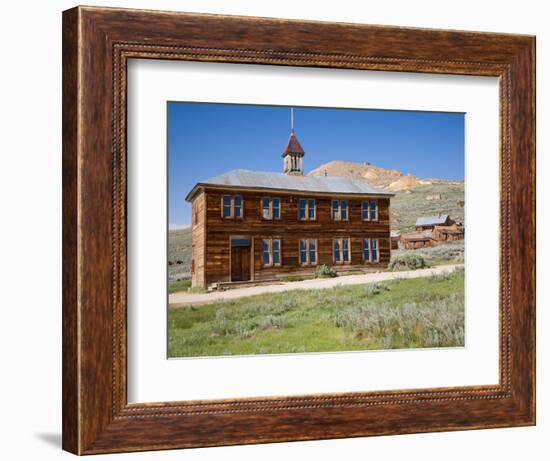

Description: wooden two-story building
[185,129,394,288]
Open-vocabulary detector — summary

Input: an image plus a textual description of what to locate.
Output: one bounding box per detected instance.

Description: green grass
[168,279,192,294]
[283,275,306,282]
[168,268,464,358]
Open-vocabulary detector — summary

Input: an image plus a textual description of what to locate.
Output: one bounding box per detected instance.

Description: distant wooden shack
[400,215,464,250]
[433,223,464,242]
[400,231,436,250]
[415,214,454,231]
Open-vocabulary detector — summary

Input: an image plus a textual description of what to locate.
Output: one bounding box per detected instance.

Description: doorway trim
[229,235,253,282]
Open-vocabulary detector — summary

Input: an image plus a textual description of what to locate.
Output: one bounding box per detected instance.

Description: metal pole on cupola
[282,107,304,176]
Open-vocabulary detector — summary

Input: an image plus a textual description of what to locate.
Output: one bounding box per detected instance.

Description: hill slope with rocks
[308,160,464,233]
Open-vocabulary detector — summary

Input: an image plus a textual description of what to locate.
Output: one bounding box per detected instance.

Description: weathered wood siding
[190,192,206,287]
[194,188,391,287]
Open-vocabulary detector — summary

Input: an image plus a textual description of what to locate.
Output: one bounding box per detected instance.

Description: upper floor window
[298,198,316,221]
[333,238,351,264]
[222,194,243,219]
[299,239,318,265]
[262,197,281,220]
[331,199,349,221]
[362,200,378,221]
[363,238,379,262]
[262,238,281,266]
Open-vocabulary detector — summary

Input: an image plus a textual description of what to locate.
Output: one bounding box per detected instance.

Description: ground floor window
[299,239,318,265]
[363,238,379,262]
[333,238,351,264]
[262,238,281,266]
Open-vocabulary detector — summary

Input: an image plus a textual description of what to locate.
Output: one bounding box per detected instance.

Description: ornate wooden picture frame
[62,6,535,455]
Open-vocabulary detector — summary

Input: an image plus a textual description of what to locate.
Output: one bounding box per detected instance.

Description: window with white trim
[262,238,281,266]
[331,199,349,221]
[262,197,281,220]
[363,238,379,262]
[299,239,318,265]
[362,200,378,221]
[298,198,316,221]
[333,238,351,264]
[221,194,244,219]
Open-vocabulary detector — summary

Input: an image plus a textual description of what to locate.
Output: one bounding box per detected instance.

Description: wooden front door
[231,245,251,282]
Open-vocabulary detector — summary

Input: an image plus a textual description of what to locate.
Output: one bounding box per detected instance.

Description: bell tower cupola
[282,108,305,175]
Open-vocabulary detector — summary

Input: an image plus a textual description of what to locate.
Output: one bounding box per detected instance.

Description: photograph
[167,103,466,358]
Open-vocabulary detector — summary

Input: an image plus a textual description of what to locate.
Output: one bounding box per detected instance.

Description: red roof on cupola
[281,131,305,157]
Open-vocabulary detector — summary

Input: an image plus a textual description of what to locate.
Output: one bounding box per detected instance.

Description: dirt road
[169,264,463,308]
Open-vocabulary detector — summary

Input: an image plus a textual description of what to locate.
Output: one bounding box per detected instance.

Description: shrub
[260,315,286,330]
[364,282,390,296]
[315,264,337,278]
[389,254,428,271]
[333,297,464,348]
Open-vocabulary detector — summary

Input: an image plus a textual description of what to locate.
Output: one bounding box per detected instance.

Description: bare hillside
[308,160,464,233]
[308,160,428,191]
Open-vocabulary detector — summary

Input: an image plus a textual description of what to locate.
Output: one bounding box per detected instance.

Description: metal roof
[186,169,393,201]
[415,215,449,226]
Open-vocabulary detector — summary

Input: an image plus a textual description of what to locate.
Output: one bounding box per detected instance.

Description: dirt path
[169,264,463,308]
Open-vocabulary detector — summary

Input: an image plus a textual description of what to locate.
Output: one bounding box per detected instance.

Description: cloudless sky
[168,102,464,226]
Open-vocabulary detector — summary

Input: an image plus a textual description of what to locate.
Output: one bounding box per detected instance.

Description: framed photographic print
[62,6,535,455]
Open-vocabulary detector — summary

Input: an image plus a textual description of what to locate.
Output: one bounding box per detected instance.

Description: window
[363,238,370,262]
[234,195,242,218]
[299,239,318,265]
[262,197,281,220]
[332,200,339,220]
[308,199,315,220]
[372,239,378,261]
[262,239,270,265]
[309,239,317,265]
[333,239,340,263]
[299,198,306,220]
[331,199,349,221]
[298,198,316,221]
[273,198,281,219]
[272,239,281,265]
[221,194,243,219]
[262,238,282,266]
[363,238,380,263]
[343,238,349,261]
[370,200,377,221]
[223,195,232,218]
[299,239,307,264]
[341,200,348,220]
[333,238,351,264]
[362,200,378,221]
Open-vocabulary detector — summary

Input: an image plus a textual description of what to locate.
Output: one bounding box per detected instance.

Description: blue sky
[168,102,464,226]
